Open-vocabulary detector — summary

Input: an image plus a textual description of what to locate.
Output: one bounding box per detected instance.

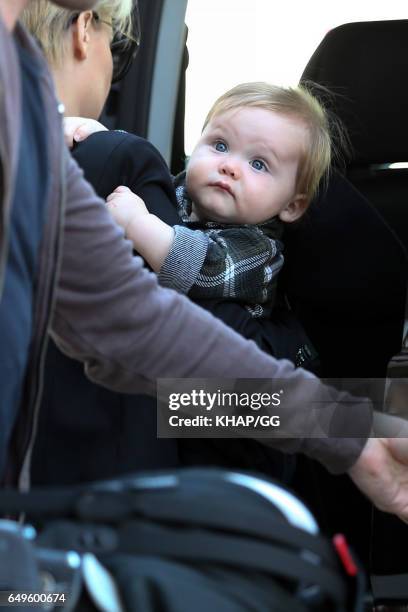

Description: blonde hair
[21,0,134,66]
[203,82,337,204]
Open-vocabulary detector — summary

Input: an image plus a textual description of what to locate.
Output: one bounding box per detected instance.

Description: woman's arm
[72,130,180,225]
[66,120,180,223]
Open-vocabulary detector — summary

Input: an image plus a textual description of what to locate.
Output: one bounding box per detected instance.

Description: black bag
[0,469,364,612]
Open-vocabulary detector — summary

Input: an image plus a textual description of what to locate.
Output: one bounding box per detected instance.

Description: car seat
[282,19,408,577]
[282,19,408,380]
[301,19,408,250]
[298,19,408,603]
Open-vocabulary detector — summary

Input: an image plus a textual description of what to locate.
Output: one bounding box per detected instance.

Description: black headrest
[301,20,408,164]
[282,171,407,375]
[283,171,407,309]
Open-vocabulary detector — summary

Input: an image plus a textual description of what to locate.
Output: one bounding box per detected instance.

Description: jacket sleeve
[50,150,371,475]
[73,131,180,226]
[159,225,283,302]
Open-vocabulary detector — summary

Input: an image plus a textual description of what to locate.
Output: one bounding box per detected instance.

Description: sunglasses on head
[110,27,140,83]
[109,5,141,84]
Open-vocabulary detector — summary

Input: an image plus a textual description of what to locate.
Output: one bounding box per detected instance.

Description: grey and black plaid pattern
[159,172,284,318]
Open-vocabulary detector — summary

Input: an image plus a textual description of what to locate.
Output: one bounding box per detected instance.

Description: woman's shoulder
[74,130,165,165]
[72,130,171,197]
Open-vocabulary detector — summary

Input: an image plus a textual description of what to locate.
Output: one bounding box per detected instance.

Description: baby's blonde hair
[203,82,335,204]
[21,0,134,66]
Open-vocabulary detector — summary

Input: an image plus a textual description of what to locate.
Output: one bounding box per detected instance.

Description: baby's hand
[106,186,148,235]
[107,187,173,270]
[64,117,107,148]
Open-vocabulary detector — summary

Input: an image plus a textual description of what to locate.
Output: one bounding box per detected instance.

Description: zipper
[0,88,11,300]
[17,102,66,491]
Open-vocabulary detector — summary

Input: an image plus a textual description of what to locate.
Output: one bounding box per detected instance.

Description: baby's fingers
[113,185,131,194]
[106,186,132,203]
[63,117,86,148]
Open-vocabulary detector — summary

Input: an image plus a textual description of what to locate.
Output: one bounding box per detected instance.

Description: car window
[184,0,408,155]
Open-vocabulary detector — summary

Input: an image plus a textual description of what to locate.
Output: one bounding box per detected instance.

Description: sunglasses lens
[111,37,139,83]
[111,4,141,83]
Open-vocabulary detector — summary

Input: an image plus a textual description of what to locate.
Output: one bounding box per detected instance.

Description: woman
[22,0,302,486]
[22,0,182,484]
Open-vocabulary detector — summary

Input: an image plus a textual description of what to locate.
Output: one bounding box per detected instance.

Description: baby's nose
[220,160,239,178]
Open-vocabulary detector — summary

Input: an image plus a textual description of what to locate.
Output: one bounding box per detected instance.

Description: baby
[107,82,332,316]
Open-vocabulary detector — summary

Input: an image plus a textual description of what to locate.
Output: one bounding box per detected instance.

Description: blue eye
[251,159,267,172]
[214,141,228,152]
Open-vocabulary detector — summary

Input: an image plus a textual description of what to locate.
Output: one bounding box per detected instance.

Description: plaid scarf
[171,172,284,318]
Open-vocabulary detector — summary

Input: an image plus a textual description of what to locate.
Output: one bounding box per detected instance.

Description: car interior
[104,0,408,606]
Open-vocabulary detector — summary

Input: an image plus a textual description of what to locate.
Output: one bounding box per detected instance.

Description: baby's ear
[279,194,308,223]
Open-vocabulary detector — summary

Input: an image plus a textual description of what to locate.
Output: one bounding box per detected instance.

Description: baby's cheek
[185,165,201,199]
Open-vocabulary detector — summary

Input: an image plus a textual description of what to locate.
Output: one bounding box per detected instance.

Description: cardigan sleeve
[159,224,284,305]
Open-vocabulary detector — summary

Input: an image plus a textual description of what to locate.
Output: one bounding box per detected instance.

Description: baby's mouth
[210,181,233,196]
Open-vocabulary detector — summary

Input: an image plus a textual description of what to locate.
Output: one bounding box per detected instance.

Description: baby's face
[186,107,308,225]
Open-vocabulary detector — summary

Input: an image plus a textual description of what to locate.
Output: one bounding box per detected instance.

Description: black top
[73,131,179,225]
[32,132,181,485]
[32,131,299,486]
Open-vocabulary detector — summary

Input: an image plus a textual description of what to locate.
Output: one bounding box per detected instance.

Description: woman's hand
[64,117,108,148]
[349,430,408,524]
